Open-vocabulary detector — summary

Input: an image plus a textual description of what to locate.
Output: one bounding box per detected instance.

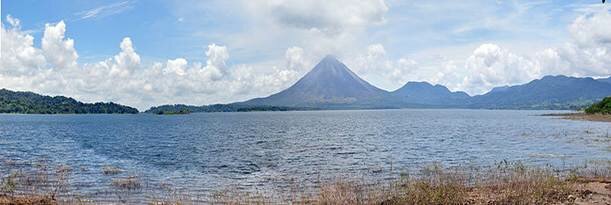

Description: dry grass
[1,159,609,204]
[0,194,57,205]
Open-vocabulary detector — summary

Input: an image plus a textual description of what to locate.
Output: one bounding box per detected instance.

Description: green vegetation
[0,89,138,114]
[585,96,611,114]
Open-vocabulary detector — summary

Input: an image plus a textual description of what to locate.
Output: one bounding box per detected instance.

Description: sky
[1,0,610,110]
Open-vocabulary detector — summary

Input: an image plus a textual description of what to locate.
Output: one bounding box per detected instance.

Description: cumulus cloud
[347,8,611,95]
[346,44,422,90]
[110,37,141,77]
[1,5,609,109]
[437,9,611,94]
[0,16,307,110]
[1,17,46,75]
[569,9,611,48]
[538,7,611,76]
[459,44,537,94]
[6,15,20,27]
[202,44,227,81]
[164,58,188,76]
[42,21,78,69]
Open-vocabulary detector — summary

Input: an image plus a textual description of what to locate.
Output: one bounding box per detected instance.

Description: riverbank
[542,112,611,122]
[1,161,609,204]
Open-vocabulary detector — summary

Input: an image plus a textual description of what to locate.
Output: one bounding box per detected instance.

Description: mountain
[471,75,611,109]
[145,56,611,112]
[240,55,388,108]
[387,82,470,107]
[487,86,510,94]
[0,89,139,114]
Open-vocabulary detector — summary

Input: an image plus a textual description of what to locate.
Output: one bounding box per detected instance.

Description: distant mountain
[387,82,470,107]
[0,89,138,114]
[240,55,388,108]
[487,86,511,94]
[146,56,611,112]
[471,75,611,109]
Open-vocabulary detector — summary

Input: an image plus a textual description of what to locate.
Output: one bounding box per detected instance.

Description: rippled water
[0,109,609,201]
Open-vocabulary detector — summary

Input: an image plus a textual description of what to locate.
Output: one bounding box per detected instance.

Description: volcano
[241,55,387,108]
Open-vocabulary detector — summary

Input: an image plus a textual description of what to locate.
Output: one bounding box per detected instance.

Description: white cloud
[285,46,310,72]
[446,44,536,94]
[345,7,611,95]
[0,19,46,75]
[569,8,611,48]
[75,0,134,20]
[1,4,610,110]
[110,37,141,77]
[42,21,78,69]
[0,16,308,110]
[258,0,387,35]
[346,44,422,90]
[202,44,227,81]
[164,58,188,76]
[6,15,20,28]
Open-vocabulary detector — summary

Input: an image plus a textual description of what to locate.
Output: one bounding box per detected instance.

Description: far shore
[542,112,611,122]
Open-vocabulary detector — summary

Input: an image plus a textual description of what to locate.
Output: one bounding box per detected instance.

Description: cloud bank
[0,18,307,110]
[1,3,610,110]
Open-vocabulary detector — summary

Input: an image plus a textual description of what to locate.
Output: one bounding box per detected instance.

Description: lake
[0,109,609,201]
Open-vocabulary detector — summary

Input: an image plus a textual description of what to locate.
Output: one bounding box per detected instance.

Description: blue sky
[1,0,610,109]
[1,0,592,63]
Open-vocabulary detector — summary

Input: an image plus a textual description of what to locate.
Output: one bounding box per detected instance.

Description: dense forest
[0,89,138,114]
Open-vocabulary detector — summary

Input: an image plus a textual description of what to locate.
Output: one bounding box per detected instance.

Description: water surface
[0,109,609,200]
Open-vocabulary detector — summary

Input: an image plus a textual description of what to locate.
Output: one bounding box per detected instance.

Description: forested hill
[0,89,139,114]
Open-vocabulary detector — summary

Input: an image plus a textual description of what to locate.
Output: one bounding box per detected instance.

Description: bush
[585,97,611,114]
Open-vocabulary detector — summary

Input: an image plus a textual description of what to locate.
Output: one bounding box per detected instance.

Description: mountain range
[147,55,611,113]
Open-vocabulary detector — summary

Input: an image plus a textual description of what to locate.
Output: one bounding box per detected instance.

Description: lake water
[0,109,609,201]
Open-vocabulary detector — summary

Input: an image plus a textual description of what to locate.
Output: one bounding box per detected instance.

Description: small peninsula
[0,89,138,114]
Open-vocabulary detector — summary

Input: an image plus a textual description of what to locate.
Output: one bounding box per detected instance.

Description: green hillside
[0,89,138,114]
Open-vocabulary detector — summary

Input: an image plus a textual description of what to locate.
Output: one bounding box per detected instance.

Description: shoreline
[1,161,609,204]
[542,112,611,122]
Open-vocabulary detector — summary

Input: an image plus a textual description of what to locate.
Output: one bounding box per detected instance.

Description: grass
[0,159,609,204]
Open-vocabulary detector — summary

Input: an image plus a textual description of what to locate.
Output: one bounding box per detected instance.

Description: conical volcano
[242,55,387,107]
